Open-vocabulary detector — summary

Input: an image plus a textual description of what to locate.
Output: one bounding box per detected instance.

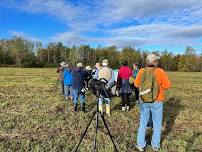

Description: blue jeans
[72,89,85,106]
[64,85,73,97]
[137,101,163,148]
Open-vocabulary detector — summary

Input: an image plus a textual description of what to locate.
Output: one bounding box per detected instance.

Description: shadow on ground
[161,97,184,143]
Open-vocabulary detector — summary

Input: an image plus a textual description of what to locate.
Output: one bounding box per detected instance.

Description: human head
[146,54,160,67]
[77,62,83,68]
[133,62,139,70]
[122,60,128,66]
[85,65,92,71]
[95,63,100,69]
[102,59,108,66]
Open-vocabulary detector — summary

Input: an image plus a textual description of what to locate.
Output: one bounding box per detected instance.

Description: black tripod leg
[74,111,96,152]
[100,115,119,152]
[93,112,99,152]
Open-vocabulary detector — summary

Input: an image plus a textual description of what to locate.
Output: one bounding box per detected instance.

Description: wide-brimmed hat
[146,54,160,62]
[60,61,66,67]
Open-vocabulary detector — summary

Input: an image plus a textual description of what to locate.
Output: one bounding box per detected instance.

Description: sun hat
[60,61,66,67]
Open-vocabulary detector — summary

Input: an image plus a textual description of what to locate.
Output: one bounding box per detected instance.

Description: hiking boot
[152,147,159,151]
[81,103,85,112]
[99,105,103,113]
[106,105,110,116]
[135,145,145,152]
[74,103,77,112]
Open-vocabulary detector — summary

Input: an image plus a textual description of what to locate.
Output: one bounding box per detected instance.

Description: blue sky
[0,0,202,54]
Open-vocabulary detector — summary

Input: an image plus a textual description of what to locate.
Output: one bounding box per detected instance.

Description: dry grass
[0,68,202,152]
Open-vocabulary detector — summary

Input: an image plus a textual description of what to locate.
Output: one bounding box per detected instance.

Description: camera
[89,78,116,98]
[105,81,116,90]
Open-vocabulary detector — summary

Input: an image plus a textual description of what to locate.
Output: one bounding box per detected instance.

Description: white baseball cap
[102,59,108,66]
[146,54,160,62]
[85,65,92,70]
[77,63,83,67]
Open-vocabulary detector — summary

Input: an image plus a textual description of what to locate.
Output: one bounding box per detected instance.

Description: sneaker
[135,145,145,152]
[152,147,159,151]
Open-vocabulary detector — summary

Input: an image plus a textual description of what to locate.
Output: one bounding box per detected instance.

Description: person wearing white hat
[57,61,66,94]
[95,59,115,116]
[85,66,92,89]
[134,53,171,151]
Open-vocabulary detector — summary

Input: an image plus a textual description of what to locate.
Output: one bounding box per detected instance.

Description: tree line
[0,36,202,72]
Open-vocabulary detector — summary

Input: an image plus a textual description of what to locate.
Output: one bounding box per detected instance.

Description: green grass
[0,68,202,152]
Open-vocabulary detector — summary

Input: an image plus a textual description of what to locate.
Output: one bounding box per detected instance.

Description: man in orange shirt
[134,54,171,151]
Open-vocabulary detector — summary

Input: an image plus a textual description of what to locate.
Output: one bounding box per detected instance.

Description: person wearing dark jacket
[72,63,86,112]
[84,65,92,89]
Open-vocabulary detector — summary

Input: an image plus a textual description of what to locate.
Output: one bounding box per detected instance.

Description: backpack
[98,66,112,82]
[139,67,160,102]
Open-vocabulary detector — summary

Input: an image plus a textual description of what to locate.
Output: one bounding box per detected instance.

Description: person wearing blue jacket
[72,63,86,112]
[63,64,73,100]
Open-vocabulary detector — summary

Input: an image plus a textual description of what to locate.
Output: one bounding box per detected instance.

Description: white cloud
[49,22,202,48]
[2,0,202,50]
[50,32,92,46]
[10,30,41,42]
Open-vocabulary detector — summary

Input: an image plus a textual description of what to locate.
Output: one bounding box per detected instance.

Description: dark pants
[59,81,64,95]
[120,93,131,107]
[134,86,139,100]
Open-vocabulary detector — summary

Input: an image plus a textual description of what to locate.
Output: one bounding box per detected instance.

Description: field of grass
[0,68,202,152]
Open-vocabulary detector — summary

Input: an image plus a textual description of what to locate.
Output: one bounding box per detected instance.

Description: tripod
[74,97,118,152]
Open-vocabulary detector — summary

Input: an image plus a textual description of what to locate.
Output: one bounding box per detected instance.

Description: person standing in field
[134,54,171,152]
[57,62,66,95]
[132,62,140,103]
[84,65,93,89]
[95,59,115,116]
[117,60,133,111]
[92,62,101,78]
[63,63,73,101]
[72,63,86,112]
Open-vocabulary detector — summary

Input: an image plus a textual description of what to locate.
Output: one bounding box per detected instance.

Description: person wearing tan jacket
[134,54,171,152]
[95,59,115,116]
